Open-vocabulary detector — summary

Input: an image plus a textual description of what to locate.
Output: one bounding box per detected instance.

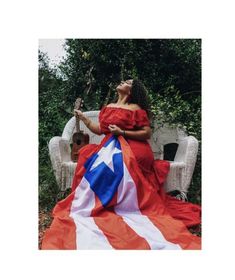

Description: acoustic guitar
[71,98,90,162]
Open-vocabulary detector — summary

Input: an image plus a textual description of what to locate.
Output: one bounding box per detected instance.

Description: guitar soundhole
[76,139,81,145]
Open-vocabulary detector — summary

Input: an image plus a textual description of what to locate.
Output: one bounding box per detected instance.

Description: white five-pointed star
[90,139,122,172]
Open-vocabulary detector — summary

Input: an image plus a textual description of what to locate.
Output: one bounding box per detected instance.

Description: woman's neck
[116,94,129,105]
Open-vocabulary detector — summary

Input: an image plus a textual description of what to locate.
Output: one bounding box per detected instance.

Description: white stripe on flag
[115,164,182,250]
[69,177,113,250]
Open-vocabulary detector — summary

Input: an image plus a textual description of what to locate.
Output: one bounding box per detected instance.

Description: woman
[42,79,201,250]
[75,79,154,177]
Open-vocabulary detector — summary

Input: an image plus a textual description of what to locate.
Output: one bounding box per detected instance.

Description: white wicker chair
[48,111,198,197]
[149,123,198,197]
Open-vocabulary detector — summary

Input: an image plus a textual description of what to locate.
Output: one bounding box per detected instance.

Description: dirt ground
[38,209,53,249]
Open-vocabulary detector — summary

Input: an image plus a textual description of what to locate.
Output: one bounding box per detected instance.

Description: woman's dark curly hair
[129,79,151,118]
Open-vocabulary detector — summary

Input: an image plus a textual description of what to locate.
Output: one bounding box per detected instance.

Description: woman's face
[116,79,133,95]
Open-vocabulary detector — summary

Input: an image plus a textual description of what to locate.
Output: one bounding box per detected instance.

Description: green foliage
[39,39,201,209]
[60,39,201,109]
[39,50,70,210]
[39,165,59,211]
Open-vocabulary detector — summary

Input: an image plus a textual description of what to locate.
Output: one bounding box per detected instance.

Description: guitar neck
[74,97,83,133]
[75,117,81,132]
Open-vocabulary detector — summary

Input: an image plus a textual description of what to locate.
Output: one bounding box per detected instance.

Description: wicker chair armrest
[48,136,71,186]
[48,136,63,186]
[164,161,186,193]
[173,136,199,192]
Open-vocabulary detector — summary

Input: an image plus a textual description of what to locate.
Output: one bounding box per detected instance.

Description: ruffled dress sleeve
[98,106,109,123]
[133,110,150,127]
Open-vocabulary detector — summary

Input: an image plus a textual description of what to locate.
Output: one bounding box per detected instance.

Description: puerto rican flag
[42,135,201,250]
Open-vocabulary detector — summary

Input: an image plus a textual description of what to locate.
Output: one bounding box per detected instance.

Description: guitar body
[71,132,89,162]
[71,98,90,162]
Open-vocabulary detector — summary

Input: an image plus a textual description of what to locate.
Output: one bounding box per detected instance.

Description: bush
[39,51,70,210]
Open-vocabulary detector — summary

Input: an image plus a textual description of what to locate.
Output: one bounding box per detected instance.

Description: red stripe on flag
[41,192,77,249]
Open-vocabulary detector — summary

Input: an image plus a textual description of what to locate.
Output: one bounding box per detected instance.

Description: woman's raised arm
[74,109,102,135]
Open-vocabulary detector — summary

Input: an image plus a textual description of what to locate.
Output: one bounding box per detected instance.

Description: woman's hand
[74,109,86,122]
[74,109,102,135]
[108,124,124,136]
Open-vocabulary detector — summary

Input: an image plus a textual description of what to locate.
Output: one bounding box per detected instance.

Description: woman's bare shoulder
[129,103,142,110]
[106,103,116,108]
